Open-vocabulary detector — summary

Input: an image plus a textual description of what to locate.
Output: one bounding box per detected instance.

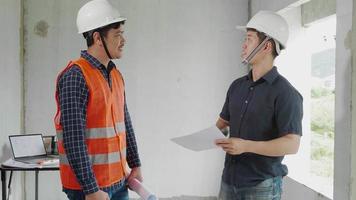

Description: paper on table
[2,158,59,168]
[171,126,226,151]
[2,158,40,168]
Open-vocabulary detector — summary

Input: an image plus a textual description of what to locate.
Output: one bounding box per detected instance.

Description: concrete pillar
[301,0,336,25]
[350,0,356,199]
[334,0,355,199]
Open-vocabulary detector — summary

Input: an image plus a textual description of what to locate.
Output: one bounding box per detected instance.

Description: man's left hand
[127,167,143,182]
[215,138,249,155]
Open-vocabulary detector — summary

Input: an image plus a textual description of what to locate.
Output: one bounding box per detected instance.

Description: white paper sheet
[171,126,226,151]
[128,178,157,200]
[2,158,59,168]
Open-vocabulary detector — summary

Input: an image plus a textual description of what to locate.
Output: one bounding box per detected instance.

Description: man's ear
[264,41,273,53]
[92,32,102,46]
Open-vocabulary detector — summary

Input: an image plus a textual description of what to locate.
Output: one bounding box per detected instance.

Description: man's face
[104,25,125,59]
[241,30,260,63]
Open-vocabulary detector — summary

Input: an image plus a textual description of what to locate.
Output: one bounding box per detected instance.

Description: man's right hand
[85,190,109,200]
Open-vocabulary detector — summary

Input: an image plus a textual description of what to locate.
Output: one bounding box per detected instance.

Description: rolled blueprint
[128,178,157,200]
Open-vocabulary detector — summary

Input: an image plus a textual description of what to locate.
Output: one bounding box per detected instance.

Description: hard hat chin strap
[242,35,271,65]
[99,32,113,60]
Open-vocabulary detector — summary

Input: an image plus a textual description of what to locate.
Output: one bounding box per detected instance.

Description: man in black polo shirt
[215,11,303,200]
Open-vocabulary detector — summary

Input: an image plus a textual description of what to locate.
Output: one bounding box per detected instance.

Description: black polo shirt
[220,66,303,188]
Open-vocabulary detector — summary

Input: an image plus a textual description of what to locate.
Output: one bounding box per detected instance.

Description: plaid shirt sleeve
[58,66,99,195]
[124,100,142,168]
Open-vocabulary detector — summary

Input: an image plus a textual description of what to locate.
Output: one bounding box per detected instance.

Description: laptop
[9,134,57,164]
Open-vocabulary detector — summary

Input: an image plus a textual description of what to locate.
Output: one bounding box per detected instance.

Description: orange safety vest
[54,58,127,189]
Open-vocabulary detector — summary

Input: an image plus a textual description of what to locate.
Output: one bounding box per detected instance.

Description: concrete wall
[351,1,356,199]
[251,0,311,16]
[23,0,248,199]
[11,0,355,199]
[301,0,336,25]
[23,1,79,199]
[0,0,24,199]
[334,0,355,199]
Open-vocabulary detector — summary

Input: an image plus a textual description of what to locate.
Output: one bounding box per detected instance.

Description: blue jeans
[218,176,282,200]
[63,184,128,200]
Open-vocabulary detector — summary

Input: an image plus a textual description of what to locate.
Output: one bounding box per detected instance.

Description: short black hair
[83,21,125,47]
[247,28,278,58]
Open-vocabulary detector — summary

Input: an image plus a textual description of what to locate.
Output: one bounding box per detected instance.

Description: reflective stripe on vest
[56,122,126,141]
[56,132,126,155]
[59,150,127,165]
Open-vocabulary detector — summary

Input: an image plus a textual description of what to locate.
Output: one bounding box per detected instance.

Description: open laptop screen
[9,134,47,159]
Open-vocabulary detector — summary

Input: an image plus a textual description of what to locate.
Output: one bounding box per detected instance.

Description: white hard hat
[236,10,289,50]
[76,0,126,34]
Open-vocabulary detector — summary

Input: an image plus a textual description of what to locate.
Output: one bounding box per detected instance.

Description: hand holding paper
[215,137,247,155]
[171,126,226,151]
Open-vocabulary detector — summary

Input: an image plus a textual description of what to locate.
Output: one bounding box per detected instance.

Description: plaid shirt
[57,50,141,195]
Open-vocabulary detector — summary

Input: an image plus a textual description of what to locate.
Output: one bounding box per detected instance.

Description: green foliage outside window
[310,86,334,178]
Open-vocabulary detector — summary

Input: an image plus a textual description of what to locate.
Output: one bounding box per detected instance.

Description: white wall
[23,1,81,199]
[0,0,24,199]
[23,0,248,199]
[0,0,22,160]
